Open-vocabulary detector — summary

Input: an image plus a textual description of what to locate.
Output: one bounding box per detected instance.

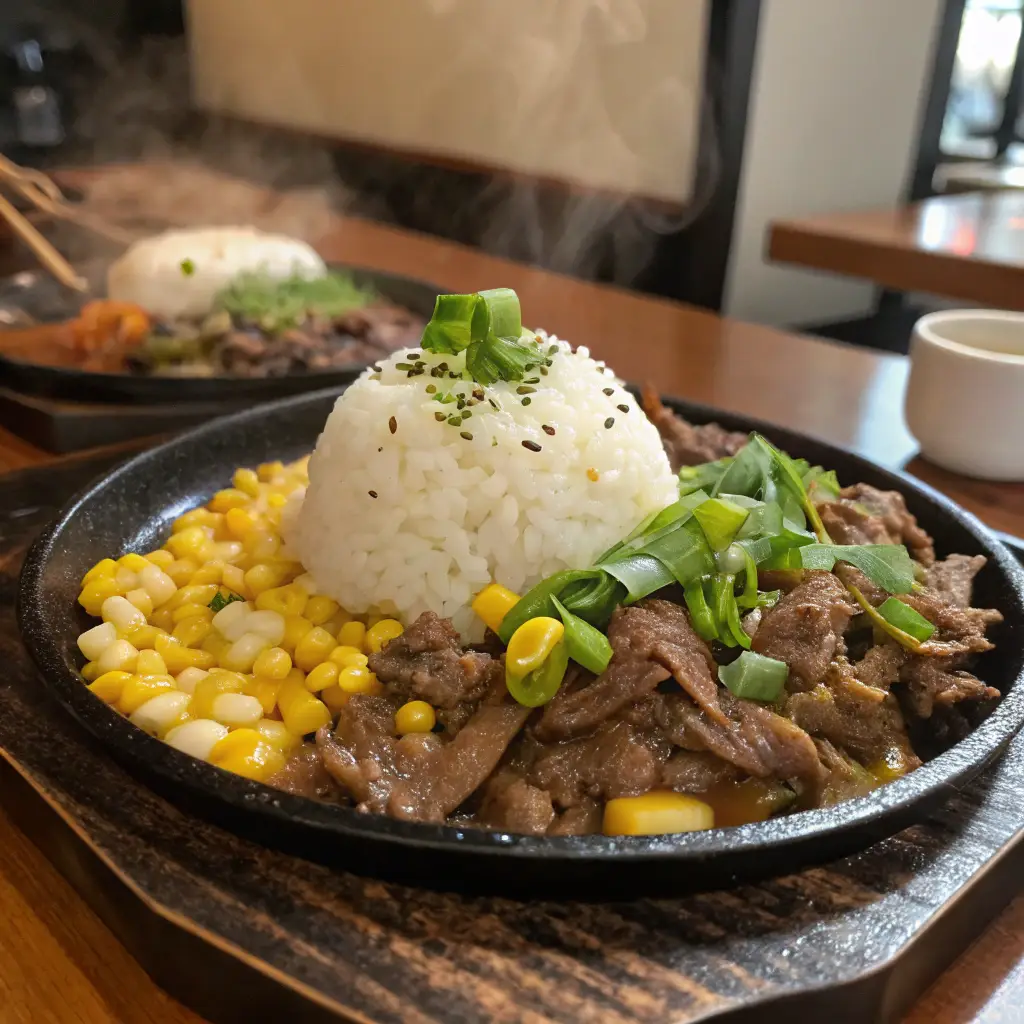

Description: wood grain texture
[768,191,1024,310]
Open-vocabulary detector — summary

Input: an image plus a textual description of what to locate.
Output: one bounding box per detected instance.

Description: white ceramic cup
[904,309,1024,481]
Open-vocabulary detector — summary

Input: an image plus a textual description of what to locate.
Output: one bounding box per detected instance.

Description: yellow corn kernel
[395,700,436,735]
[253,646,292,680]
[172,615,213,648]
[117,553,152,574]
[155,633,215,673]
[305,661,339,693]
[144,549,175,568]
[320,685,350,713]
[149,607,175,633]
[171,604,213,627]
[328,645,368,669]
[232,467,260,497]
[190,560,225,586]
[869,746,913,784]
[255,584,307,617]
[81,660,101,682]
[78,576,122,616]
[117,674,177,715]
[277,678,331,736]
[242,530,280,561]
[257,460,286,482]
[209,487,251,513]
[209,728,286,782]
[224,506,258,539]
[294,626,337,672]
[336,665,380,695]
[603,791,714,837]
[83,558,117,584]
[168,584,219,611]
[281,614,314,653]
[221,564,249,597]
[254,718,301,753]
[303,595,340,627]
[192,671,246,719]
[243,675,282,715]
[506,616,564,677]
[123,624,167,650]
[174,508,223,533]
[365,618,404,654]
[124,588,154,618]
[243,562,284,597]
[88,670,132,703]
[337,620,366,650]
[266,492,288,510]
[471,583,521,634]
[136,649,167,676]
[165,559,200,587]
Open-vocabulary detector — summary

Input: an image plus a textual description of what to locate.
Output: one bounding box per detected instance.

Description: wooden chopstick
[0,192,87,291]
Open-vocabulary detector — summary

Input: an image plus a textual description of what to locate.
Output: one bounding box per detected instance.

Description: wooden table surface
[768,190,1024,311]
[1,186,1022,1023]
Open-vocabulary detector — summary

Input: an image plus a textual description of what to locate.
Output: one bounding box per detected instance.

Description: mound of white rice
[288,333,678,638]
[107,226,326,320]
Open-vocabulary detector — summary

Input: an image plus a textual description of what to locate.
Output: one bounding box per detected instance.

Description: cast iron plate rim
[17,386,1024,867]
[0,263,440,405]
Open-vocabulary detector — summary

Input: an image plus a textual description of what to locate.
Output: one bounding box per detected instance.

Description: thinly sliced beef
[268,744,344,802]
[660,750,741,793]
[821,483,935,566]
[318,695,530,822]
[368,611,500,709]
[903,590,1002,657]
[550,801,603,836]
[899,657,1000,718]
[751,571,856,690]
[658,691,824,796]
[536,599,721,741]
[478,772,556,836]
[641,385,748,470]
[925,554,987,609]
[816,740,880,806]
[851,644,907,691]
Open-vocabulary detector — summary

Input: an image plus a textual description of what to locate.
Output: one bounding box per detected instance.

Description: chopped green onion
[709,574,742,648]
[558,574,626,628]
[180,258,195,276]
[473,287,522,340]
[209,590,244,612]
[877,597,936,643]
[498,569,603,644]
[600,554,676,603]
[715,542,747,576]
[693,497,750,552]
[684,580,717,642]
[216,270,377,329]
[641,519,716,587]
[465,332,538,386]
[552,596,613,674]
[421,294,478,354]
[737,546,759,610]
[846,584,923,652]
[679,459,732,495]
[506,639,569,707]
[798,543,916,594]
[719,651,789,701]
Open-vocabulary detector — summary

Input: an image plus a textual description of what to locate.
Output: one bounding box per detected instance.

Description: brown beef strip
[657,691,825,797]
[816,739,880,806]
[899,657,1000,718]
[822,483,936,566]
[477,772,556,836]
[368,611,500,709]
[852,643,908,690]
[660,750,741,793]
[318,695,531,822]
[750,571,857,691]
[549,800,604,836]
[924,554,987,609]
[641,385,748,471]
[536,598,722,741]
[267,743,344,802]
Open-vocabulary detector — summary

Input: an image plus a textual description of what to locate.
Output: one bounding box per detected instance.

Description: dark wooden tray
[2,452,1023,1024]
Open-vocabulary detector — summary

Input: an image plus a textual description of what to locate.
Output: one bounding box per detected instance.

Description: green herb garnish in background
[208,590,245,613]
[420,288,543,386]
[180,258,195,276]
[217,271,377,331]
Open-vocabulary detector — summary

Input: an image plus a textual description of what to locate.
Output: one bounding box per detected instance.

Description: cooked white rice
[288,333,678,638]
[107,226,326,320]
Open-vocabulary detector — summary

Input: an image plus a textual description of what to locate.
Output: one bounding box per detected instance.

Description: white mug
[904,309,1024,481]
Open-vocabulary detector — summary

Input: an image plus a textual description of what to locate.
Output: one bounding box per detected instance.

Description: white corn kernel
[175,667,210,695]
[130,691,192,736]
[293,573,317,593]
[212,541,244,562]
[96,638,139,674]
[101,595,146,634]
[139,563,177,607]
[211,692,263,728]
[221,631,270,672]
[77,621,117,661]
[164,719,228,760]
[114,567,139,591]
[212,600,253,641]
[246,609,286,646]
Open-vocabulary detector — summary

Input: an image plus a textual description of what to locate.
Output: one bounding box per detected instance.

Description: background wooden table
[1,201,1022,1023]
[768,190,1024,311]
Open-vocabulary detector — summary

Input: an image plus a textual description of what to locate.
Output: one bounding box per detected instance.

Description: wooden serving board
[1,453,1023,1024]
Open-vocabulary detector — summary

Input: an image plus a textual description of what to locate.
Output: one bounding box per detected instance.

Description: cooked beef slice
[816,739,880,806]
[641,385,748,470]
[899,657,1000,718]
[267,743,344,801]
[828,483,936,566]
[537,598,722,741]
[549,800,604,836]
[851,643,908,691]
[750,571,856,690]
[477,772,556,836]
[369,611,500,709]
[660,750,741,793]
[924,554,987,609]
[657,691,824,796]
[902,589,1002,657]
[318,695,530,822]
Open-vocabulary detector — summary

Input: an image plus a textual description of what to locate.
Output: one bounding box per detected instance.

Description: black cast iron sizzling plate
[0,264,439,405]
[17,388,1024,898]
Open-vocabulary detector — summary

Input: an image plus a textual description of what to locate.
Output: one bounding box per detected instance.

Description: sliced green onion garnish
[684,580,717,642]
[715,542,747,576]
[601,554,676,603]
[693,497,750,552]
[846,584,923,652]
[877,597,936,643]
[798,543,916,595]
[421,293,478,354]
[498,569,603,644]
[718,650,789,701]
[506,639,569,707]
[552,596,613,674]
[641,519,715,586]
[473,287,522,340]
